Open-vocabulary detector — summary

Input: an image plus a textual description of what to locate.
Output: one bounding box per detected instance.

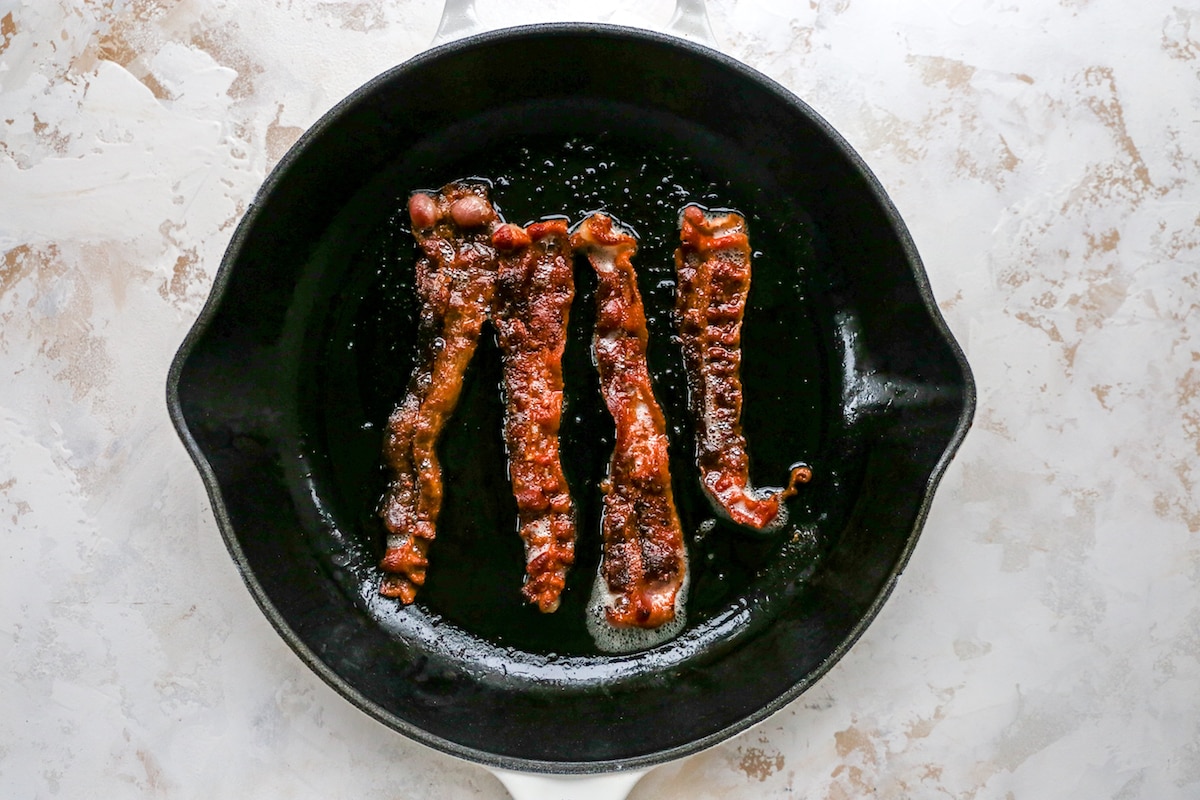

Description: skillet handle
[432,0,481,44]
[491,768,648,800]
[432,0,716,46]
[665,0,716,45]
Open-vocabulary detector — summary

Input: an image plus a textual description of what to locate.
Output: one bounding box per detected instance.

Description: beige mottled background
[2,0,1199,798]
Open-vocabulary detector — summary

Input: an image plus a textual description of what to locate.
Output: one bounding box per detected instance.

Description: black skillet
[166,18,975,793]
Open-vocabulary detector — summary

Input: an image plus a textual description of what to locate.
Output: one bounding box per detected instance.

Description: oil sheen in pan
[314,134,829,658]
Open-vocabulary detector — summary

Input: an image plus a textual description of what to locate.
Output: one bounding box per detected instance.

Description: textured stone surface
[3,1,1198,797]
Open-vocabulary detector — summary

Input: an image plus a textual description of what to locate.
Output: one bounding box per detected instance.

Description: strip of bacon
[378,182,499,601]
[491,220,577,613]
[571,213,687,629]
[674,204,811,532]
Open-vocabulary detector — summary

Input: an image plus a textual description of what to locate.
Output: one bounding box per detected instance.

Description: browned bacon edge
[674,204,811,532]
[491,219,578,613]
[571,213,687,630]
[377,182,499,602]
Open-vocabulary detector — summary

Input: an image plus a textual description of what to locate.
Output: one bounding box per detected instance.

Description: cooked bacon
[378,182,499,602]
[674,204,811,531]
[491,220,577,613]
[571,213,687,629]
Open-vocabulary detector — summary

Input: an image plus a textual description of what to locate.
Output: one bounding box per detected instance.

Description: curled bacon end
[781,464,814,500]
[491,218,578,614]
[572,213,687,630]
[378,182,500,601]
[676,203,810,532]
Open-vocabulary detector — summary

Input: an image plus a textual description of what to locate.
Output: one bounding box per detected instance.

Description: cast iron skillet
[166,22,975,781]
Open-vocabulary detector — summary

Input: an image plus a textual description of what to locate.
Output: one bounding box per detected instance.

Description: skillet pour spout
[166,20,975,780]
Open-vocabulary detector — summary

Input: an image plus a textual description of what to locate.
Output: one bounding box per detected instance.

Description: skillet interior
[167,25,975,773]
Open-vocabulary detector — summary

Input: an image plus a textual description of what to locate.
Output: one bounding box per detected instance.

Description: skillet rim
[164,21,977,775]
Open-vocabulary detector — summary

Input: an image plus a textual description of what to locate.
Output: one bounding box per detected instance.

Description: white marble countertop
[3,1,1199,797]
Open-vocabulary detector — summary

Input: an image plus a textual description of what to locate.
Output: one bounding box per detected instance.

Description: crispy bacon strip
[491,220,577,612]
[571,213,686,629]
[675,204,811,531]
[378,182,499,601]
